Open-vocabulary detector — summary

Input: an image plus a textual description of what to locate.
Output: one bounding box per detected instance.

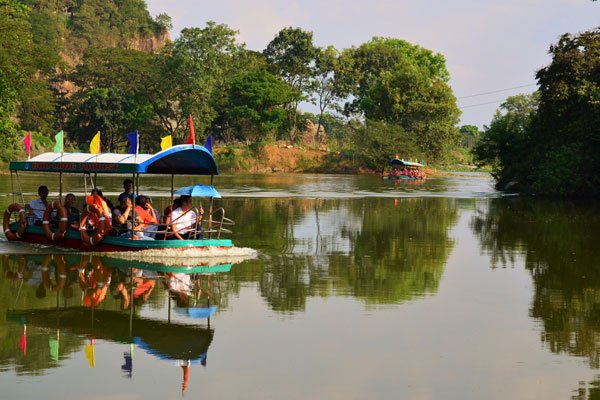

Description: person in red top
[134,195,158,239]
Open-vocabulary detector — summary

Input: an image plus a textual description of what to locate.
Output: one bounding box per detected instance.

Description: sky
[144,0,599,129]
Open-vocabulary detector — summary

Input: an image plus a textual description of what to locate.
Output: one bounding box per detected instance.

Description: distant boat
[383,157,426,180]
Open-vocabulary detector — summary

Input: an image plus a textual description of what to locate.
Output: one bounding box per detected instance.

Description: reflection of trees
[471,199,600,398]
[336,198,458,305]
[227,197,458,311]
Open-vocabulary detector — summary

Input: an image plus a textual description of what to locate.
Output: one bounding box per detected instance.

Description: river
[0,172,598,399]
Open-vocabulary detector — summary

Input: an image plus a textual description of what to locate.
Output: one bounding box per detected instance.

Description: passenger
[85,189,113,231]
[169,195,203,240]
[64,193,81,230]
[118,179,134,203]
[112,195,134,237]
[134,195,158,239]
[26,185,49,226]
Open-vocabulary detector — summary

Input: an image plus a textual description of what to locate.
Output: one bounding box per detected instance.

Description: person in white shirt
[169,195,203,240]
[26,185,49,226]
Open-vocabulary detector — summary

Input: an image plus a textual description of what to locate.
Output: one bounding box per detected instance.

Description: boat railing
[200,207,234,239]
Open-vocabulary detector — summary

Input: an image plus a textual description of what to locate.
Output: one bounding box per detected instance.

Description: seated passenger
[118,179,135,203]
[26,185,49,226]
[169,195,203,240]
[112,195,133,237]
[134,195,158,239]
[64,193,80,230]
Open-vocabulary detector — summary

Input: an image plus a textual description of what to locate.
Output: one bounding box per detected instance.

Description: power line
[457,84,537,100]
[460,99,506,109]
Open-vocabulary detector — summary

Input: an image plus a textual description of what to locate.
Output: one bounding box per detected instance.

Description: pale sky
[145,0,599,129]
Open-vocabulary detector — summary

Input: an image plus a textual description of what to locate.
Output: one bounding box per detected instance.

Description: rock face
[301,120,327,148]
[128,31,170,53]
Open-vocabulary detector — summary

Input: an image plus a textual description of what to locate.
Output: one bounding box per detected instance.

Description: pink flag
[23,131,31,159]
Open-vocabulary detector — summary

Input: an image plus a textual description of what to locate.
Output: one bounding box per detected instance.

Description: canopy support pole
[208,174,214,238]
[130,172,137,240]
[59,172,63,203]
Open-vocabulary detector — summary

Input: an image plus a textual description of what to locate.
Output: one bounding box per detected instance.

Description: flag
[160,135,172,150]
[204,135,212,154]
[186,114,195,145]
[127,131,139,155]
[23,132,31,159]
[53,130,64,153]
[90,131,101,154]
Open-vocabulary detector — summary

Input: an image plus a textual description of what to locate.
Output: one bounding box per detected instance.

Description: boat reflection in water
[1,252,251,395]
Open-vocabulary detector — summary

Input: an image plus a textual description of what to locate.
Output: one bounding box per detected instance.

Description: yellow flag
[160,135,172,150]
[90,131,101,154]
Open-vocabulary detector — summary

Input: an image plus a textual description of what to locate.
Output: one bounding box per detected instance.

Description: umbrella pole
[130,172,136,240]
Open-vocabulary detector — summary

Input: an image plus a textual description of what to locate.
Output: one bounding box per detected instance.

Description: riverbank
[214,143,485,176]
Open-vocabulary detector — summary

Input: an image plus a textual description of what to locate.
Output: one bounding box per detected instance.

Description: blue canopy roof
[9,145,218,175]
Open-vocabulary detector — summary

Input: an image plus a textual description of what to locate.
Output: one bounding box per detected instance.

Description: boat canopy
[390,158,423,168]
[8,145,218,175]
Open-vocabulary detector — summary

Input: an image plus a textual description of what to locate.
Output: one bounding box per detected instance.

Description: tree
[529,28,600,195]
[226,69,300,143]
[473,93,538,188]
[340,37,461,161]
[459,125,480,149]
[149,22,243,141]
[311,46,348,146]
[264,27,316,142]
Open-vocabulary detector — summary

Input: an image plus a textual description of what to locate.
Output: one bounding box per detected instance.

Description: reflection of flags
[160,135,172,150]
[204,135,212,154]
[127,131,139,155]
[186,114,195,145]
[49,331,59,362]
[90,131,101,154]
[19,325,26,357]
[85,340,95,367]
[23,132,31,159]
[53,130,64,153]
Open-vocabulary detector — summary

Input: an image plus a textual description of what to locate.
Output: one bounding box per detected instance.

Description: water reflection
[0,253,238,394]
[471,199,600,399]
[230,197,459,311]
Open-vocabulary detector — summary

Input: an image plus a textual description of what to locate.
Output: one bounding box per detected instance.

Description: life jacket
[85,195,112,230]
[134,205,157,230]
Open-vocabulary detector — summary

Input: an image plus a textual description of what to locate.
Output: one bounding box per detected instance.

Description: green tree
[474,93,538,189]
[311,46,349,145]
[340,37,460,161]
[226,69,300,144]
[529,28,600,195]
[459,125,480,149]
[264,27,316,142]
[150,22,243,142]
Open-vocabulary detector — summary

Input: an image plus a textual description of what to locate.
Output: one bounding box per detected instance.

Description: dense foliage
[475,28,600,196]
[0,0,464,168]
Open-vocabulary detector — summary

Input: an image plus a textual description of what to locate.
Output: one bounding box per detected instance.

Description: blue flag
[204,135,212,154]
[127,131,138,154]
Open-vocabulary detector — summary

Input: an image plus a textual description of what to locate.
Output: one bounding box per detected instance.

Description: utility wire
[457,84,537,100]
[460,99,506,109]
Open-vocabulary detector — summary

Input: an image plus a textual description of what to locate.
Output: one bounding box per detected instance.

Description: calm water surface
[0,172,599,399]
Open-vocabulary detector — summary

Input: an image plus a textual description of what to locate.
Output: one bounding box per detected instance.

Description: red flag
[186,114,195,145]
[23,131,31,158]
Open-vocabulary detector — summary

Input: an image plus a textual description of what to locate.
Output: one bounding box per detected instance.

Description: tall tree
[474,93,538,188]
[264,27,316,142]
[340,37,461,161]
[529,28,600,195]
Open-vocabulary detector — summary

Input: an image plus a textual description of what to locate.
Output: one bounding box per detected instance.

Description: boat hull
[8,224,234,252]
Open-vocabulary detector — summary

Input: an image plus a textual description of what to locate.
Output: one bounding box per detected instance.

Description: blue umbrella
[174,184,221,198]
[175,305,217,318]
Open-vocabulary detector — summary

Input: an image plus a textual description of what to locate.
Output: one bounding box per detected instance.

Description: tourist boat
[3,144,234,252]
[383,157,426,180]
